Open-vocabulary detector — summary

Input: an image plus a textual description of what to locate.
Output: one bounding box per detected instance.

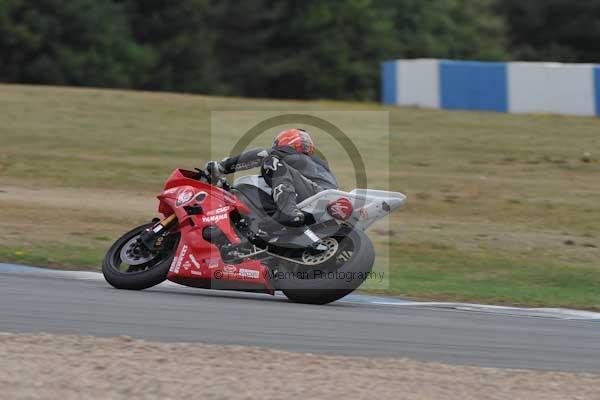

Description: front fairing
[158,169,251,217]
[156,169,273,293]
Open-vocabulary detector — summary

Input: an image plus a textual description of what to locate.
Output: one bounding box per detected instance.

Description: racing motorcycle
[102,167,406,304]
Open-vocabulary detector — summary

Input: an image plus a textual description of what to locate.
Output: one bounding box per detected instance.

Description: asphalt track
[1,264,599,372]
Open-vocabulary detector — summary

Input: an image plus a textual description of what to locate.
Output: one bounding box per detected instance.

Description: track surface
[1,266,599,372]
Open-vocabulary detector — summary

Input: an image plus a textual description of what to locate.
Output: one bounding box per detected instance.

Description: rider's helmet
[272,128,315,156]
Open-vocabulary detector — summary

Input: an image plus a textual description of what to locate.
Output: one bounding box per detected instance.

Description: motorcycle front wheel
[279,229,375,305]
[102,223,180,290]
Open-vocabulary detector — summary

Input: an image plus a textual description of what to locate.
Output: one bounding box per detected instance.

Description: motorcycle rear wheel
[102,223,179,290]
[280,229,375,305]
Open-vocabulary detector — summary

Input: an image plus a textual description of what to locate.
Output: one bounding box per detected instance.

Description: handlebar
[194,167,231,191]
[194,167,208,181]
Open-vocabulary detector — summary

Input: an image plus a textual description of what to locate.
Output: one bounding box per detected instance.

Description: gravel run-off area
[1,332,599,400]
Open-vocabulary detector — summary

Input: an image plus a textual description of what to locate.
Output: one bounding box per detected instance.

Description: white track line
[368,301,600,320]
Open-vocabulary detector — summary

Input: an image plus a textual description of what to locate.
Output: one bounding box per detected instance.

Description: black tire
[102,223,179,290]
[281,229,375,305]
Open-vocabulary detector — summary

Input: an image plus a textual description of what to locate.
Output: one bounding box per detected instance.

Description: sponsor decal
[190,270,203,276]
[327,198,353,220]
[205,206,229,216]
[176,188,195,207]
[223,265,237,274]
[239,268,260,279]
[204,257,220,269]
[169,256,179,272]
[359,207,368,221]
[202,212,229,224]
[182,260,192,270]
[174,245,188,273]
[189,254,201,269]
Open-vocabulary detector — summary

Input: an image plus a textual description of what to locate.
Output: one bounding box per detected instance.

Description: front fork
[139,214,178,250]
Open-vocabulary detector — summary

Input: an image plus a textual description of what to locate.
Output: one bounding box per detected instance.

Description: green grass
[0,244,105,271]
[1,84,599,309]
[385,244,600,309]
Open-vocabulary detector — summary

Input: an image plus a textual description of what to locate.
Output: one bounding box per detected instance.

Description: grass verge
[1,84,599,309]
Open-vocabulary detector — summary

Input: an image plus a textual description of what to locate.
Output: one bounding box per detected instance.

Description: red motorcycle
[103,167,406,304]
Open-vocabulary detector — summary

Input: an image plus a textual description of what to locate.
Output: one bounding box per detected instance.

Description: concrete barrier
[382,59,600,117]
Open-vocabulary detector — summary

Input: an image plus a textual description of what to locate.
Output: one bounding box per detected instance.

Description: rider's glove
[205,160,225,180]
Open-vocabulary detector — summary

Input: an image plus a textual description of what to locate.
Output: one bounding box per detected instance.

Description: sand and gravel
[0,332,598,400]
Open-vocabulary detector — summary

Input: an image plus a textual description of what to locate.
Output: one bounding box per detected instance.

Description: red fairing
[158,169,251,217]
[158,169,273,294]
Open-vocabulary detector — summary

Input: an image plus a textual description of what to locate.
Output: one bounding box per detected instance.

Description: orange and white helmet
[272,128,315,155]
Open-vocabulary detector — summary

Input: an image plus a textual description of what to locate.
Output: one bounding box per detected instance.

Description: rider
[206,128,338,227]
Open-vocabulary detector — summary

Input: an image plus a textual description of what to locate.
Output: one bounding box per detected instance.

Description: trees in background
[123,0,226,93]
[498,0,600,63]
[213,0,397,100]
[0,0,598,100]
[0,0,151,87]
[384,0,506,61]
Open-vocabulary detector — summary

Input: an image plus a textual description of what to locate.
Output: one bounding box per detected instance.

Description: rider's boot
[272,183,305,227]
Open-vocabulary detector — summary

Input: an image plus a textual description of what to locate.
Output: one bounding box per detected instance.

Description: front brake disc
[120,236,157,265]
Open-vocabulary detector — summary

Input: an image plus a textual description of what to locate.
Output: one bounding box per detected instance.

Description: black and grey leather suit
[221,146,338,218]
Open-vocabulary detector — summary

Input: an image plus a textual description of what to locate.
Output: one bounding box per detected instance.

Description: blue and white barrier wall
[381,59,600,117]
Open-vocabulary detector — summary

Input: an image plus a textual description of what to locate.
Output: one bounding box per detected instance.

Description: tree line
[1,0,599,101]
